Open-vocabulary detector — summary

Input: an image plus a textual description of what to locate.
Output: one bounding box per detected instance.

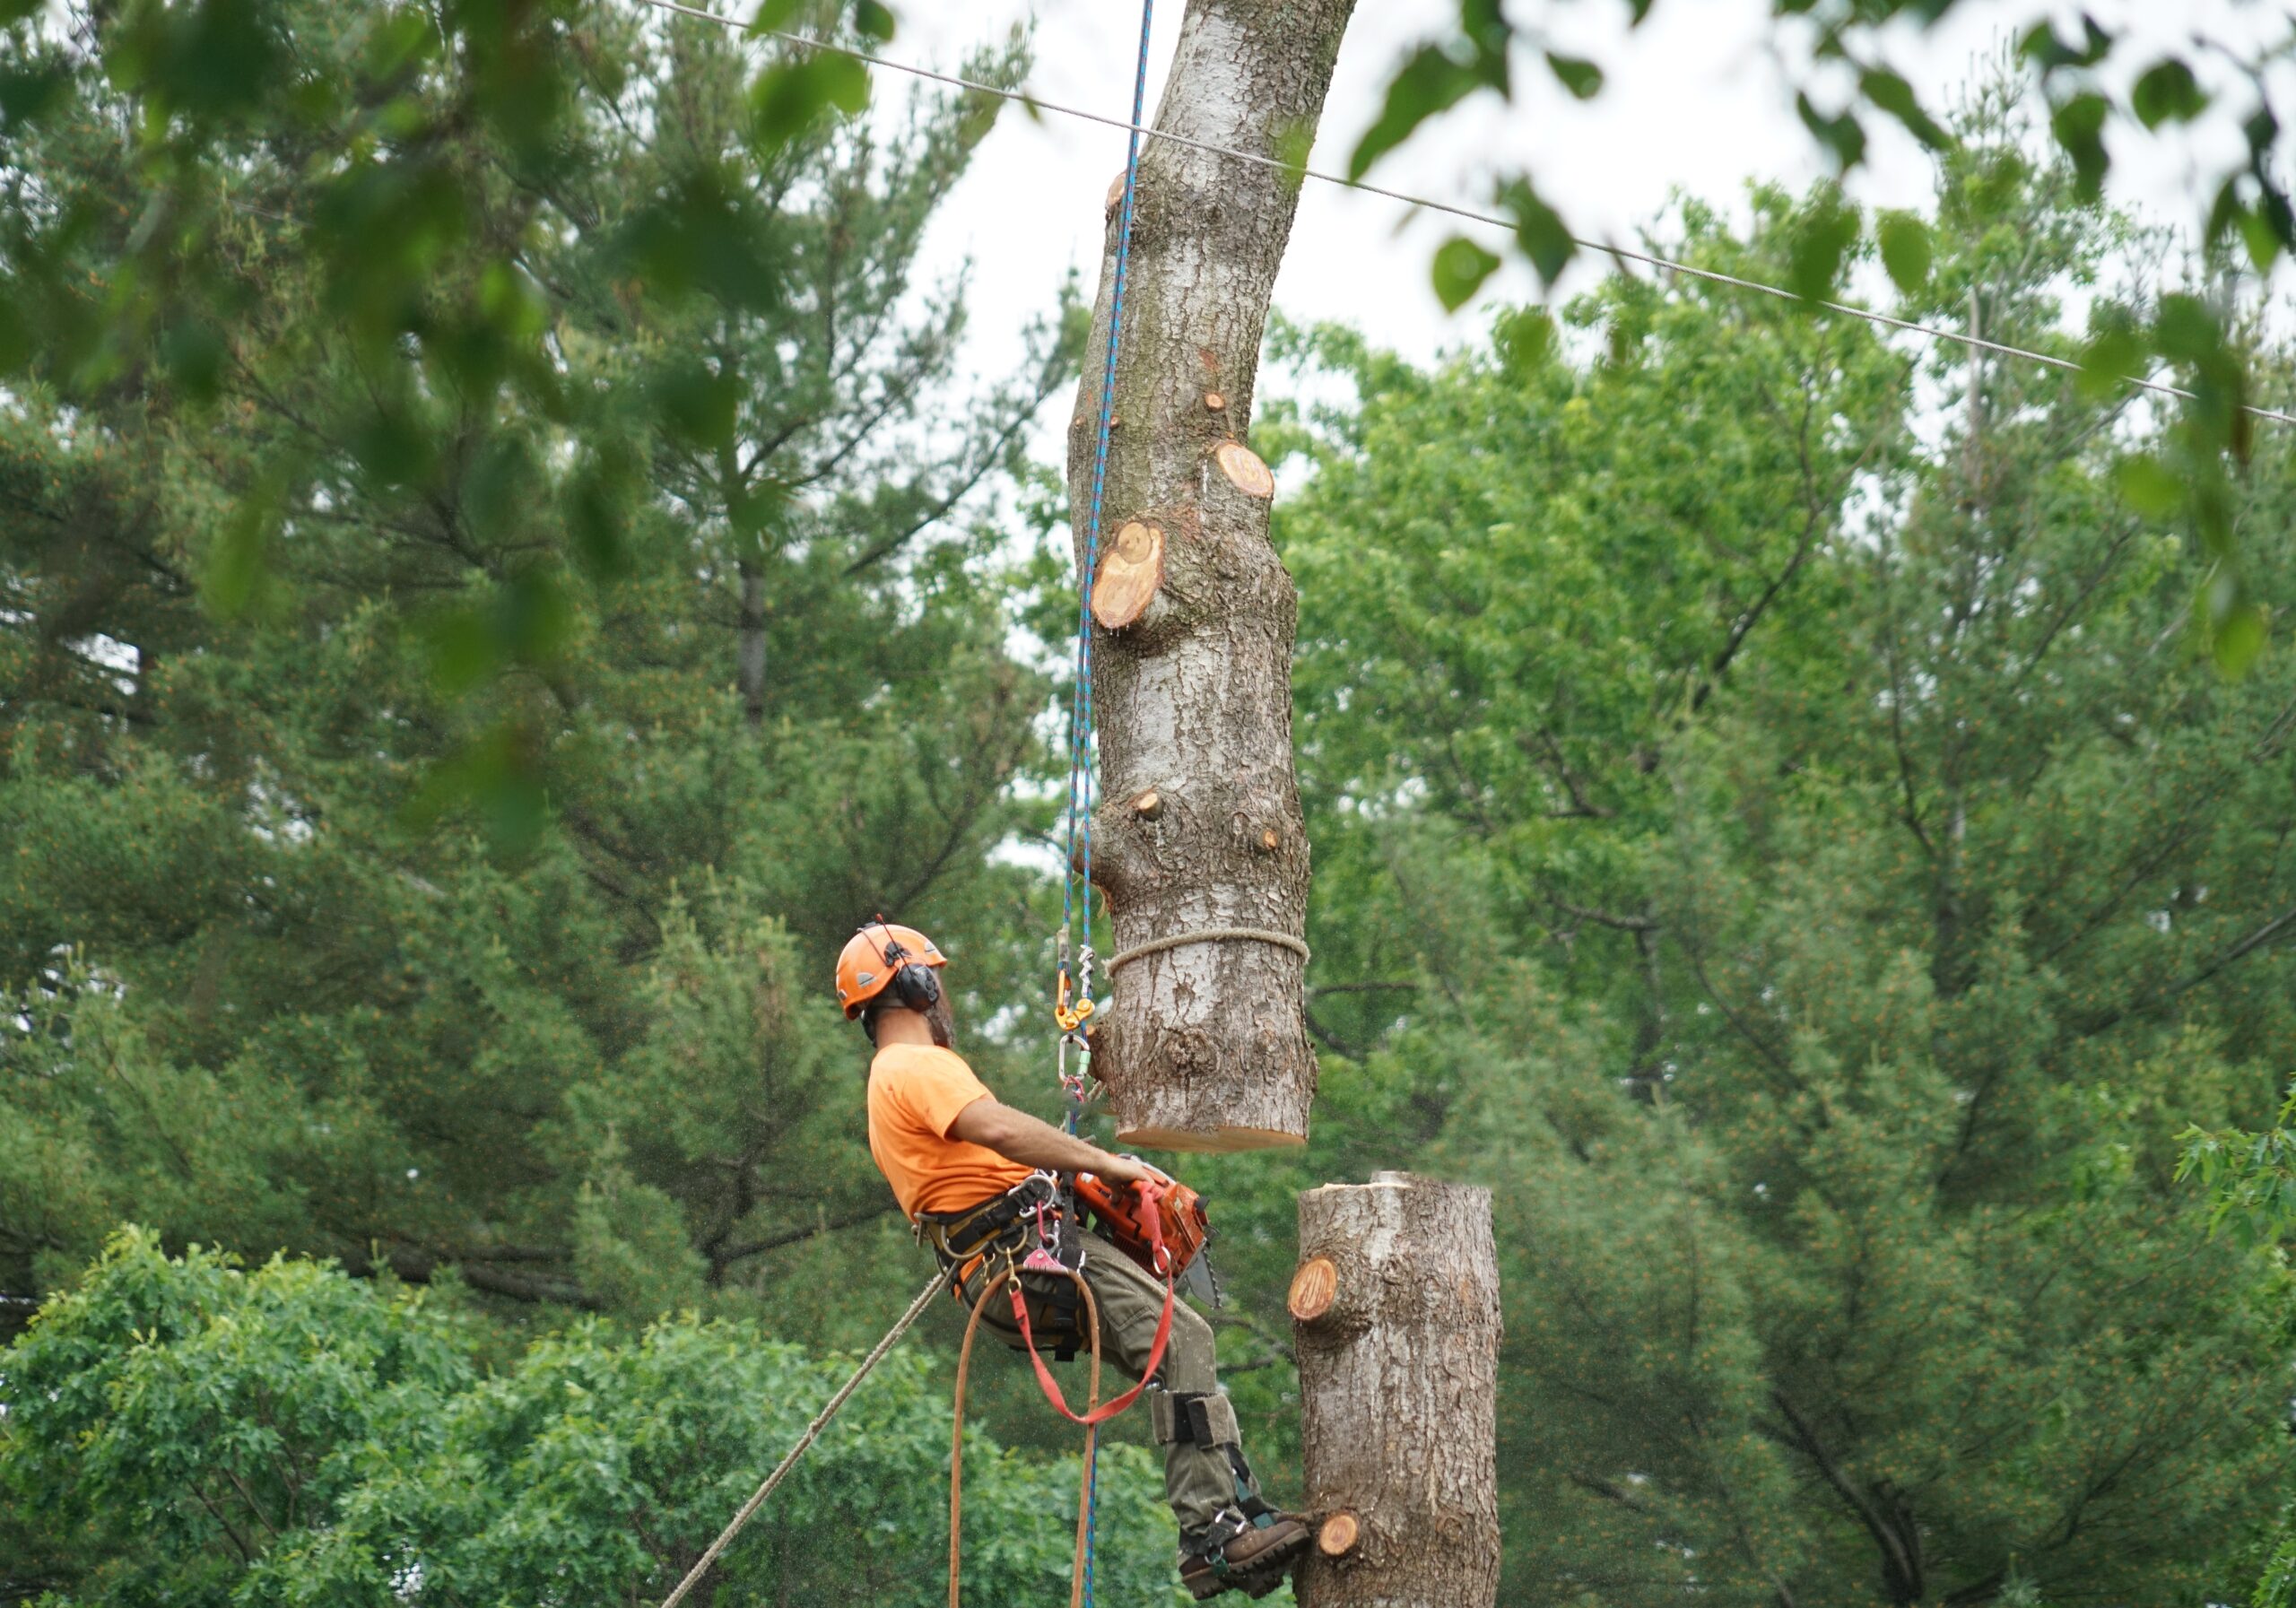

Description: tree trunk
[1069,0,1355,1152]
[1291,1173,1502,1608]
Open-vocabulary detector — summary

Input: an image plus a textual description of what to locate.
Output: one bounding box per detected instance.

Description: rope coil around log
[1108,927,1310,974]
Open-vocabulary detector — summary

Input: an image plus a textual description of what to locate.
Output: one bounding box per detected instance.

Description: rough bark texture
[1292,1173,1501,1608]
[1069,0,1356,1152]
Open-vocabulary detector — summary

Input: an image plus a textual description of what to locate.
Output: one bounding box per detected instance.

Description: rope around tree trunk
[1106,927,1310,974]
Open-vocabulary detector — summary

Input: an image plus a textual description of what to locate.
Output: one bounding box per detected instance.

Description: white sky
[893,0,2293,383]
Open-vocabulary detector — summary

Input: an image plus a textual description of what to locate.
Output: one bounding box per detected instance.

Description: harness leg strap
[1150,1389,1239,1448]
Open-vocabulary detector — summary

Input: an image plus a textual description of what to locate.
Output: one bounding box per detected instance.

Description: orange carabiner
[1053,967,1097,1034]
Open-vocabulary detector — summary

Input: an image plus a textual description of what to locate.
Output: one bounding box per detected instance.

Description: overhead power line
[633,0,2296,429]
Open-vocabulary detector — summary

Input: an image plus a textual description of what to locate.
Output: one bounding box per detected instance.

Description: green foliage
[1355,4,2296,659]
[0,0,1072,1329]
[1227,114,2296,1605]
[0,1230,1187,1605]
[0,0,1069,840]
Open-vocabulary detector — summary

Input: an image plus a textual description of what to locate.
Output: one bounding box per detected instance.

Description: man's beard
[925,993,955,1047]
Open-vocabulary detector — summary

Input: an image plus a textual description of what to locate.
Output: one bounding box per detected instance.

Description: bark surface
[1292,1173,1502,1608]
[1069,0,1356,1151]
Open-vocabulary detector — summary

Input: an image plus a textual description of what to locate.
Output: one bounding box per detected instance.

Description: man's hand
[1088,1152,1155,1190]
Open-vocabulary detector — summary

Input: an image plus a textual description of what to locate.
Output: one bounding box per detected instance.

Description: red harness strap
[1008,1181,1174,1426]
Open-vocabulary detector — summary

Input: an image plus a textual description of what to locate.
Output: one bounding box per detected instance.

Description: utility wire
[632,0,2296,429]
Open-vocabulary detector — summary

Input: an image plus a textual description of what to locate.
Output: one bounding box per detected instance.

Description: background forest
[3,3,2295,1607]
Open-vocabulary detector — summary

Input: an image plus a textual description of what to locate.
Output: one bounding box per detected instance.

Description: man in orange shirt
[836,922,1310,1600]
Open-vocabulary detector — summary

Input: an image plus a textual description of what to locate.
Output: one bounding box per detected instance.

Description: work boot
[1178,1508,1312,1600]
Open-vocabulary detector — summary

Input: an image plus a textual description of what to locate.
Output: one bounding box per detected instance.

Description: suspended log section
[1069,0,1357,1152]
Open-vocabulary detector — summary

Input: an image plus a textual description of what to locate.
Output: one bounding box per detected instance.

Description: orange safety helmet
[834,922,949,1019]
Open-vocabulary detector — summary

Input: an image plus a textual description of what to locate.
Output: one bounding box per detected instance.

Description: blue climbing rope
[1059,0,1156,1102]
[1059,6,1156,1605]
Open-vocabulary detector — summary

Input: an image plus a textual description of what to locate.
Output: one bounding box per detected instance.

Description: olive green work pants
[956,1225,1257,1534]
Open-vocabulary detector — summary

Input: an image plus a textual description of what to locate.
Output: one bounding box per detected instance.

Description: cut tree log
[1292,1173,1501,1608]
[1069,0,1358,1152]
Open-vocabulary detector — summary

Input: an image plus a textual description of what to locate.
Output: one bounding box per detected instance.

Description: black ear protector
[874,923,942,1012]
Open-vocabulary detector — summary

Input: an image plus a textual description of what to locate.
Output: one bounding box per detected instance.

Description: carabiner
[1054,964,1096,1034]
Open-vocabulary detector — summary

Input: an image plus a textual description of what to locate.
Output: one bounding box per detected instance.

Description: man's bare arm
[947,1098,1152,1186]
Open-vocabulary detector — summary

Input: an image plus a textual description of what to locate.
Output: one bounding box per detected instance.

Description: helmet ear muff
[876,931,942,1013]
[890,960,941,1010]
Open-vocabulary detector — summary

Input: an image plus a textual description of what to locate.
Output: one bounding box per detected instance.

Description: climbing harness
[918,1172,1092,1357]
[655,1269,950,1608]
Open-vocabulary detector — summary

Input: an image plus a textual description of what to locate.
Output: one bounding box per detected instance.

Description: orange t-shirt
[866,1043,1033,1219]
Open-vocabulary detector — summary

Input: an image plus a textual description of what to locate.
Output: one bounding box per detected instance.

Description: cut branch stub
[1213,440,1274,500]
[1294,1174,1500,1608]
[1104,171,1126,215]
[1287,1256,1336,1322]
[1204,389,1227,412]
[1091,520,1164,630]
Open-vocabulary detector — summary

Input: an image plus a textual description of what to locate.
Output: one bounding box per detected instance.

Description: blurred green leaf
[423,606,499,695]
[1875,212,1931,293]
[156,320,224,401]
[1545,52,1603,100]
[1859,67,1950,151]
[1797,92,1866,170]
[0,294,26,374]
[2237,205,2284,275]
[351,407,436,488]
[751,51,870,150]
[2111,455,2181,520]
[0,62,68,128]
[1350,44,1483,180]
[1432,236,1502,311]
[654,359,743,450]
[620,169,787,314]
[105,0,282,123]
[463,434,544,543]
[2131,57,2208,129]
[2213,597,2267,677]
[2153,293,2224,368]
[1494,305,1557,378]
[2076,325,2148,404]
[2050,91,2110,199]
[204,476,286,618]
[1787,195,1859,301]
[2021,15,2114,72]
[855,1,895,44]
[1498,178,1575,286]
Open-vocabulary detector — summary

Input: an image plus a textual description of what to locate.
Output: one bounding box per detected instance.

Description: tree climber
[835,922,1312,1600]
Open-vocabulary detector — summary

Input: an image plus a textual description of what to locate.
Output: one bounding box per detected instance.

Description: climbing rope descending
[949,1272,1108,1608]
[657,1269,949,1608]
[1057,0,1157,1109]
[1051,10,1156,1606]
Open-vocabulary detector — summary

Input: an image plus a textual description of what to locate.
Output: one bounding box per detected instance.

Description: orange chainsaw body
[1072,1171,1210,1281]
